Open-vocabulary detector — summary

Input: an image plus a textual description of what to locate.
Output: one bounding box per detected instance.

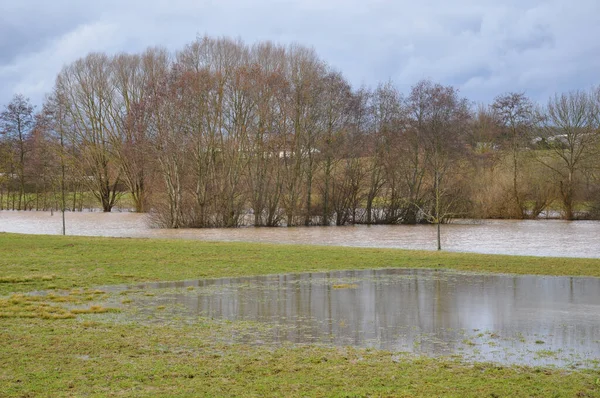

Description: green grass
[2,232,600,295]
[1,232,600,397]
[2,318,598,398]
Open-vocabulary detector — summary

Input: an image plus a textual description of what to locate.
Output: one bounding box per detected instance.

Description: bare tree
[0,94,35,210]
[0,129,10,209]
[175,38,221,227]
[55,54,122,212]
[142,48,191,228]
[401,82,432,224]
[107,53,150,212]
[411,80,470,250]
[491,92,538,218]
[245,42,288,226]
[280,44,325,226]
[317,70,353,225]
[40,90,73,233]
[219,40,254,227]
[377,84,406,224]
[363,83,397,224]
[539,90,599,219]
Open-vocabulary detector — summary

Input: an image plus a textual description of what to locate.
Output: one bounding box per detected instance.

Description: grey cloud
[1,0,599,107]
[0,2,95,64]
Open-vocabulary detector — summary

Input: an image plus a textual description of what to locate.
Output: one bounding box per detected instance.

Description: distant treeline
[1,36,599,227]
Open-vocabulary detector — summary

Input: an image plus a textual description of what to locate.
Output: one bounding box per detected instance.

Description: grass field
[1,232,600,397]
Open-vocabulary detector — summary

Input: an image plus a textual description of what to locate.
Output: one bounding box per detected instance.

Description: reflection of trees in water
[125,269,600,364]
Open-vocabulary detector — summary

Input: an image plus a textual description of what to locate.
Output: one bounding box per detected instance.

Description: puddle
[93,268,600,368]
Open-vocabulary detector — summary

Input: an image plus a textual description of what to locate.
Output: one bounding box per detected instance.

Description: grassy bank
[1,232,600,397]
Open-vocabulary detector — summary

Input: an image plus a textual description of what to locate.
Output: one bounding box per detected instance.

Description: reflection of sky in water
[2,211,600,257]
[104,269,600,368]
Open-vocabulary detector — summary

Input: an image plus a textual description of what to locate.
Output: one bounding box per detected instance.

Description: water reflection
[2,211,600,257]
[107,269,600,367]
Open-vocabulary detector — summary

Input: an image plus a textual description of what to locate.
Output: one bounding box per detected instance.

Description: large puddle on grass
[102,269,600,368]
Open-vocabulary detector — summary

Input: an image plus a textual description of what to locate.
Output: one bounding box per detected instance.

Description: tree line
[1,36,599,228]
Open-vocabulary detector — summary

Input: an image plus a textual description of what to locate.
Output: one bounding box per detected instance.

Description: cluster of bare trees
[1,36,599,228]
[469,91,600,220]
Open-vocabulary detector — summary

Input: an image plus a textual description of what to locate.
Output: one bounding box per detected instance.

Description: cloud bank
[1,0,599,107]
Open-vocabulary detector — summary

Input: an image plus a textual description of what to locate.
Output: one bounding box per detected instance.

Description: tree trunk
[512,148,524,219]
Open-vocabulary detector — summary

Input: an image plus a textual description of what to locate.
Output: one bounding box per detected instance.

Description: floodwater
[103,268,600,367]
[6,210,600,366]
[1,210,600,257]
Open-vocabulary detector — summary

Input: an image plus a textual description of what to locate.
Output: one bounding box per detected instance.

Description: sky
[1,0,599,108]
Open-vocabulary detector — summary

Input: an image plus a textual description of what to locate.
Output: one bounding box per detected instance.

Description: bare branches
[0,94,35,210]
[2,35,600,229]
[539,89,599,219]
[490,92,541,218]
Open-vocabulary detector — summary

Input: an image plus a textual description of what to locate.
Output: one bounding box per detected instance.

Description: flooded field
[92,268,600,368]
[5,211,600,367]
[1,210,600,257]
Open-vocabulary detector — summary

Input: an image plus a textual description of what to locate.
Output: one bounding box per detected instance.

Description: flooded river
[103,268,600,367]
[1,210,600,257]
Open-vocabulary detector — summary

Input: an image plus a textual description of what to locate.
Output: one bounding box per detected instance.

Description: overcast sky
[1,0,599,108]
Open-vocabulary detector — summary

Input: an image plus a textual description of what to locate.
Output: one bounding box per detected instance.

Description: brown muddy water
[1,210,600,257]
[97,268,600,368]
